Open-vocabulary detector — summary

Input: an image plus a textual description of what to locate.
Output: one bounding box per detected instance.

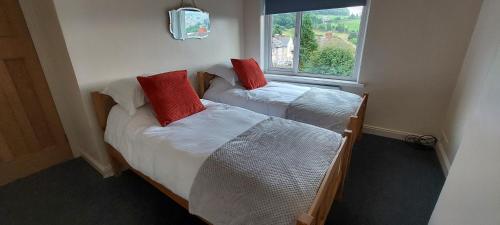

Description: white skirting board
[77,147,114,178]
[363,124,450,176]
[435,130,451,176]
[435,142,450,176]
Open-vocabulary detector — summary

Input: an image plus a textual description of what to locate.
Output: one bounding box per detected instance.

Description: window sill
[265,74,364,89]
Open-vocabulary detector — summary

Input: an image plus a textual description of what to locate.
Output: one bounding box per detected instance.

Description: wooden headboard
[197,72,217,98]
[91,92,117,131]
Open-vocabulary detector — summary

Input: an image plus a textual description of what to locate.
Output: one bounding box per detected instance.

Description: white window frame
[264,2,370,82]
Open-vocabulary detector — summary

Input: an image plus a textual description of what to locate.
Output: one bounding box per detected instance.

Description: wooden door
[0,0,73,185]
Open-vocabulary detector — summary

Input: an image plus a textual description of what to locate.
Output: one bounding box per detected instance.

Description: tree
[309,14,321,25]
[319,24,327,31]
[326,23,332,31]
[348,32,359,44]
[273,13,295,29]
[273,25,284,36]
[309,47,355,76]
[348,32,358,39]
[299,14,318,68]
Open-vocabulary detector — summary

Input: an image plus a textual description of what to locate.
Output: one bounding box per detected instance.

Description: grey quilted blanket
[189,117,342,225]
[286,88,361,134]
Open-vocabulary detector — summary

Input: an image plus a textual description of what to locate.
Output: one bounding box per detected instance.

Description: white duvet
[203,77,362,133]
[104,100,268,199]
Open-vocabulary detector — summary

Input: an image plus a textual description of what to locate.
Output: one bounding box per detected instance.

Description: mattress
[204,77,311,117]
[104,100,268,199]
[203,77,362,132]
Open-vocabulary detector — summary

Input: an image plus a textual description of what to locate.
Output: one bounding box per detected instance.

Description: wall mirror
[169,7,210,40]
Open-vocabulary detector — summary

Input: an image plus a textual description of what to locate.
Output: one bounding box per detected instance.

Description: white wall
[429,1,500,223]
[439,0,498,163]
[359,0,480,137]
[22,0,245,175]
[243,0,264,64]
[243,0,482,140]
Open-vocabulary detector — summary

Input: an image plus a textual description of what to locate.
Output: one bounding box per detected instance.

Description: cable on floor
[404,135,437,150]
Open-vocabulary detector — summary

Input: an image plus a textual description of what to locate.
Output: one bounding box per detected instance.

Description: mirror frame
[168,7,210,40]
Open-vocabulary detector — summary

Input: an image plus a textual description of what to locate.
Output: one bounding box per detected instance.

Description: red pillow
[231,58,267,90]
[137,70,205,126]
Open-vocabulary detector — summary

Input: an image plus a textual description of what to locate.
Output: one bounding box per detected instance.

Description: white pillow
[206,63,238,86]
[102,78,145,115]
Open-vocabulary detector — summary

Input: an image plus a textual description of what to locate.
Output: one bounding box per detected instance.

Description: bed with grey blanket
[189,117,342,225]
[286,88,361,134]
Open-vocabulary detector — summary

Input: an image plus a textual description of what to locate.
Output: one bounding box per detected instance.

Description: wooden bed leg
[335,185,344,201]
[107,153,123,176]
[109,158,123,176]
[349,116,359,142]
[356,127,363,141]
[297,213,315,225]
[106,145,128,176]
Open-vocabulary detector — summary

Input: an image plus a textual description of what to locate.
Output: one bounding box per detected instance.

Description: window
[266,6,368,80]
[270,13,296,69]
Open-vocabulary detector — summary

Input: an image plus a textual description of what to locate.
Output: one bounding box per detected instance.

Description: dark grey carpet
[0,134,444,225]
[328,135,444,225]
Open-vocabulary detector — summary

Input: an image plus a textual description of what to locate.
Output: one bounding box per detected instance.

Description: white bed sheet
[204,77,310,117]
[104,100,268,199]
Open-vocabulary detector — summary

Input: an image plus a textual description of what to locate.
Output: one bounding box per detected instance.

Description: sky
[348,6,364,16]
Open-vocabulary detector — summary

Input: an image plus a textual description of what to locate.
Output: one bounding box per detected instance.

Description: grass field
[340,19,361,32]
[282,28,294,37]
[320,35,355,52]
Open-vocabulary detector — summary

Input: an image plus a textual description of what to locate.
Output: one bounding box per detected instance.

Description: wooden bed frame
[196,72,368,143]
[92,91,355,225]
